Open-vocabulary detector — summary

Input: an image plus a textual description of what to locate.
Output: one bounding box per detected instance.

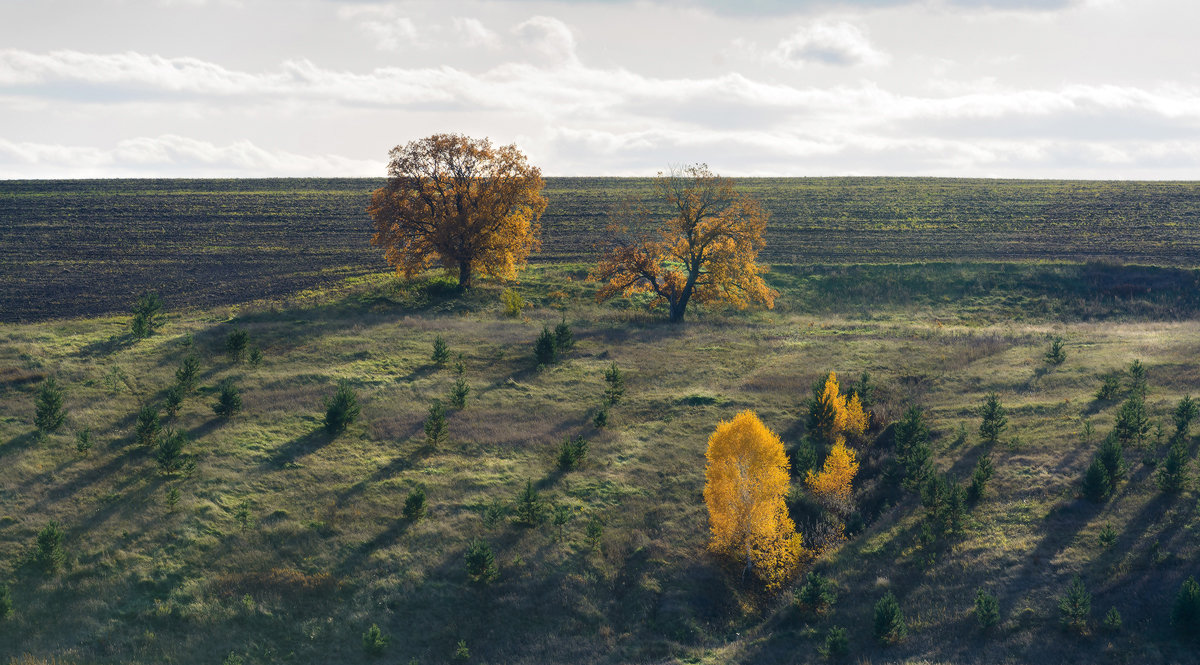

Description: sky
[1,0,1199,178]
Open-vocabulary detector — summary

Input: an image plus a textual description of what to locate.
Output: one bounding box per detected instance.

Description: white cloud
[513,16,579,67]
[0,134,380,178]
[337,5,421,51]
[772,20,889,67]
[454,18,500,49]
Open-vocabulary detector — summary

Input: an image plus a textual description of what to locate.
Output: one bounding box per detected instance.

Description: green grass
[0,263,1198,664]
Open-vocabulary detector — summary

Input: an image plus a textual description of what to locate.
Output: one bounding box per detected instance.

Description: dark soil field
[3,177,1199,322]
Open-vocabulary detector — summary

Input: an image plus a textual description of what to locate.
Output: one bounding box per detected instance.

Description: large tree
[589,164,776,323]
[368,134,547,290]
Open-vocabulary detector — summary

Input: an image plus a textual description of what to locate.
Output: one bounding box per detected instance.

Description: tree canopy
[368,133,547,290]
[589,164,776,323]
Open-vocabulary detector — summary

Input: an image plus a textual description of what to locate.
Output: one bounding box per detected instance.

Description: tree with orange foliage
[809,372,868,446]
[368,134,547,291]
[805,438,860,517]
[704,410,806,590]
[589,164,777,323]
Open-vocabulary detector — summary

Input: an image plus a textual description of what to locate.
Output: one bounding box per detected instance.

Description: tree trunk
[457,260,473,291]
[668,294,690,323]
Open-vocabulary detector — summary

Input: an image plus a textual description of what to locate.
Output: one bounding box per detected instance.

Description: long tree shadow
[263,427,333,469]
[334,453,415,507]
[76,332,138,358]
[0,430,39,457]
[336,518,413,575]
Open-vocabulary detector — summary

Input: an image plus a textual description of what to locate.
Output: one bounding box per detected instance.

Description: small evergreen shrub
[75,427,92,455]
[1096,373,1122,401]
[894,406,932,492]
[1113,392,1149,446]
[603,361,625,405]
[35,521,66,575]
[175,353,201,393]
[1158,440,1190,493]
[1127,359,1147,396]
[424,400,448,446]
[850,371,875,409]
[557,435,588,470]
[431,335,450,365]
[1097,433,1127,483]
[967,453,994,504]
[403,486,427,522]
[226,328,249,363]
[1044,335,1067,365]
[34,377,66,435]
[450,360,469,408]
[821,626,848,660]
[482,499,506,529]
[975,588,1000,630]
[1173,395,1198,441]
[155,428,187,473]
[796,571,837,615]
[585,516,604,550]
[163,383,184,418]
[234,499,252,532]
[213,379,242,418]
[453,640,470,662]
[873,591,907,644]
[1103,607,1122,633]
[534,326,557,366]
[465,538,498,585]
[362,623,389,656]
[1058,576,1091,633]
[1098,523,1117,549]
[248,346,263,367]
[131,292,164,338]
[592,405,608,429]
[1082,457,1112,502]
[553,319,574,353]
[135,403,161,447]
[551,503,573,541]
[512,479,548,527]
[166,486,181,512]
[1173,576,1200,639]
[0,583,12,619]
[978,392,1007,445]
[324,381,361,433]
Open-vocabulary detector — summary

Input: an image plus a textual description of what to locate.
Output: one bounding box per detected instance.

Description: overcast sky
[1,0,1198,178]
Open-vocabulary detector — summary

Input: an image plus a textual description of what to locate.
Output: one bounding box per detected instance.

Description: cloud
[771,20,889,67]
[0,134,380,178]
[337,5,421,51]
[513,16,579,66]
[454,18,501,49]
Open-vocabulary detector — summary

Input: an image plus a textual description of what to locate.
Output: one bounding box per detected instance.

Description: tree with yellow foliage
[805,438,860,517]
[808,372,868,446]
[589,164,777,323]
[704,410,806,590]
[368,134,547,291]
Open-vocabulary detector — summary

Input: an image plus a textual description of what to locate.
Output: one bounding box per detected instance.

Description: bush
[821,626,848,660]
[557,435,588,470]
[1173,395,1198,441]
[1103,607,1122,633]
[450,360,469,408]
[1113,392,1149,446]
[0,583,11,619]
[453,640,470,662]
[1158,440,1190,493]
[534,326,557,366]
[324,381,361,433]
[967,453,994,504]
[592,405,608,429]
[432,335,450,365]
[226,328,249,363]
[1097,432,1126,483]
[978,392,1007,445]
[873,591,907,644]
[482,499,506,529]
[166,486,181,512]
[362,623,389,657]
[1096,373,1122,401]
[175,353,201,393]
[603,361,625,405]
[1059,576,1091,633]
[796,571,837,615]
[248,346,263,367]
[131,292,164,338]
[551,503,573,541]
[155,428,187,473]
[894,406,932,492]
[1173,576,1200,639]
[213,379,242,418]
[512,479,548,527]
[403,486,426,522]
[135,403,161,447]
[424,400,448,446]
[75,427,92,455]
[1082,457,1112,502]
[465,538,498,585]
[163,383,184,417]
[500,288,525,317]
[1127,359,1147,396]
[585,516,604,550]
[850,371,875,409]
[554,319,574,353]
[1098,523,1117,549]
[975,588,1000,630]
[1044,335,1067,365]
[35,521,66,575]
[34,377,66,435]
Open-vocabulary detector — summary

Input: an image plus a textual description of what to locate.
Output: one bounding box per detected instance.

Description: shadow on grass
[336,518,414,575]
[76,332,139,358]
[0,430,40,457]
[263,427,333,469]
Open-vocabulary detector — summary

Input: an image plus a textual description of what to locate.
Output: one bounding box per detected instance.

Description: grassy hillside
[1,264,1198,664]
[3,177,1200,321]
